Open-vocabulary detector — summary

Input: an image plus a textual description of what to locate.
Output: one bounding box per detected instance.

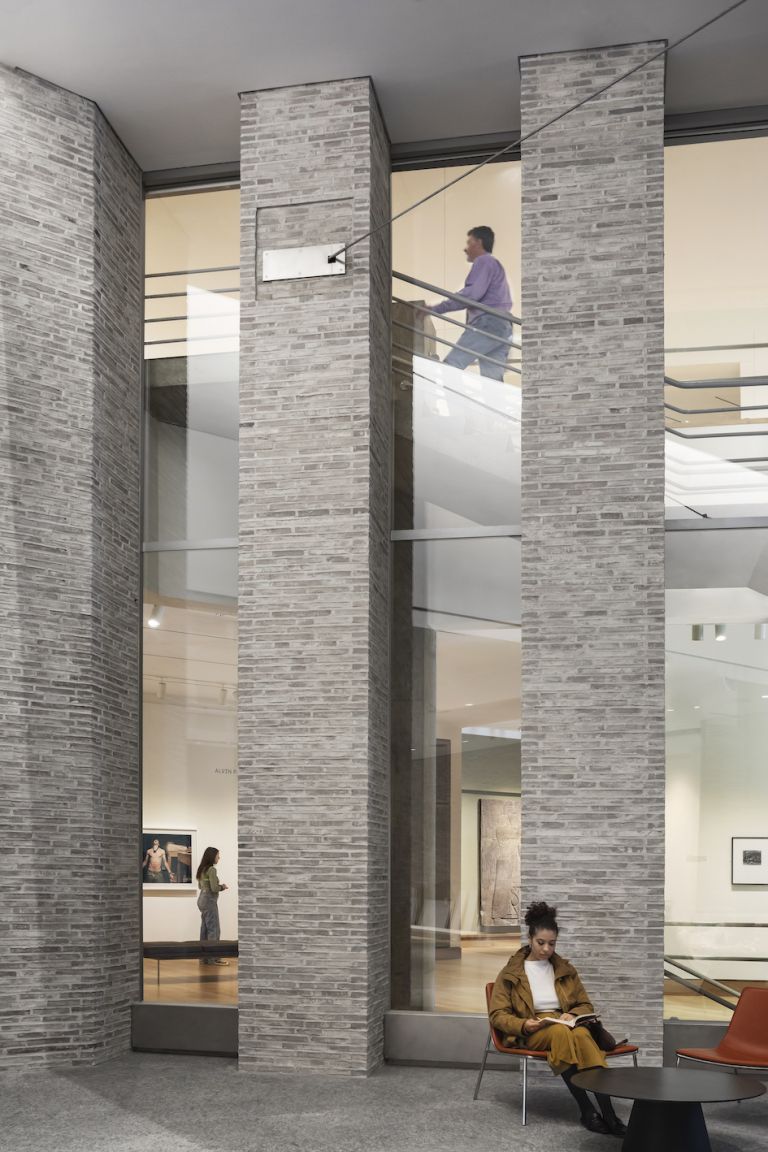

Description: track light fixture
[755,623,768,641]
[714,624,727,642]
[691,624,704,641]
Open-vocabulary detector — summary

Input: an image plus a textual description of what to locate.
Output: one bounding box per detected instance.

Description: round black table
[573,1067,765,1152]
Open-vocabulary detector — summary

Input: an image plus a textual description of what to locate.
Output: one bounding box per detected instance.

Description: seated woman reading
[489,900,626,1136]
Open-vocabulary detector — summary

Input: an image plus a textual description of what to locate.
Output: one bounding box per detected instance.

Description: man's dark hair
[469,225,495,253]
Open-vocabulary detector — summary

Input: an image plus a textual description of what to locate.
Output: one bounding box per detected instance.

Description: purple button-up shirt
[432,253,513,323]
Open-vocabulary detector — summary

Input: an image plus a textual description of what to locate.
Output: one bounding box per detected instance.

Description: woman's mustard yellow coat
[489,946,595,1043]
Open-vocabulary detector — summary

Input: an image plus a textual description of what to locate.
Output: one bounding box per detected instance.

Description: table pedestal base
[623,1100,710,1152]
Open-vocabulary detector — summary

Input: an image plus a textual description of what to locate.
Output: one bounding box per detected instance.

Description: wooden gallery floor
[143,942,753,1022]
[143,958,239,1004]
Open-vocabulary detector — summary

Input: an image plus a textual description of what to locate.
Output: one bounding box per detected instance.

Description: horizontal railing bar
[142,538,238,552]
[666,342,768,353]
[146,287,240,301]
[145,265,240,279]
[144,312,239,324]
[393,269,522,326]
[666,516,768,530]
[665,401,768,415]
[392,295,521,351]
[667,427,768,440]
[667,953,768,962]
[663,970,736,1011]
[667,921,768,927]
[145,334,239,347]
[665,374,768,390]
[663,957,741,997]
[392,321,517,375]
[392,527,521,540]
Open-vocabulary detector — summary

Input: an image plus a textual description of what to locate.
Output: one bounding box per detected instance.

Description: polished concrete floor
[1,1052,765,1152]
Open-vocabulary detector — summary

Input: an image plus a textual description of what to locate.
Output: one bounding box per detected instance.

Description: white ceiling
[2,0,767,170]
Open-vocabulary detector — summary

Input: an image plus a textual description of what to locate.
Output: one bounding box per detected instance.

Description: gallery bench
[143,940,239,984]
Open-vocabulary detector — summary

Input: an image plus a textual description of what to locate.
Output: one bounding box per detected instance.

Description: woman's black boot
[595,1092,628,1137]
[561,1067,611,1133]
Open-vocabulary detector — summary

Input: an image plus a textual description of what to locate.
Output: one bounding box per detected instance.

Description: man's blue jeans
[443,312,513,381]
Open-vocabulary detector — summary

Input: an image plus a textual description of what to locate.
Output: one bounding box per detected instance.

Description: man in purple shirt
[429,226,514,381]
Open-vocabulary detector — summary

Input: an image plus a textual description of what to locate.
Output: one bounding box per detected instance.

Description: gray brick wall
[520,44,666,1061]
[238,78,391,1074]
[0,66,143,1069]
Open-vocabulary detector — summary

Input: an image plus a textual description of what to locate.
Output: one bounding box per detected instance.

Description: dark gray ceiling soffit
[142,105,768,188]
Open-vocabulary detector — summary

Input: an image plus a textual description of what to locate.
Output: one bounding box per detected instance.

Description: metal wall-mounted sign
[262,244,346,282]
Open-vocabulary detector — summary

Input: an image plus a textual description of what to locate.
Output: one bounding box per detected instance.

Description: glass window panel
[391,538,520,1013]
[144,189,240,544]
[665,138,768,520]
[142,551,237,1004]
[665,528,768,1020]
[392,163,521,529]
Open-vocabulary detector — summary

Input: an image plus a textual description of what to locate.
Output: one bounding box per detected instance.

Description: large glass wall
[390,161,522,1012]
[665,137,768,1020]
[142,187,240,1004]
[665,137,768,521]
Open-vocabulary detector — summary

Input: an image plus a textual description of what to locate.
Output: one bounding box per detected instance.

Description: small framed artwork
[731,837,768,885]
[142,829,197,890]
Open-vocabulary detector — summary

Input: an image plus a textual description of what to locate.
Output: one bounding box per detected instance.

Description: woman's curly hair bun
[524,901,559,934]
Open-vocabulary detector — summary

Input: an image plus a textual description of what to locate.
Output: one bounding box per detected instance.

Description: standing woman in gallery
[489,901,626,1135]
[196,846,229,966]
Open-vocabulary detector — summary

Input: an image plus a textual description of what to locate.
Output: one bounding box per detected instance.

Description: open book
[539,1013,599,1030]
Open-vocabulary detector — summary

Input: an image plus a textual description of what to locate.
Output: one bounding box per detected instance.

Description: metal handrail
[392,340,516,386]
[392,322,518,376]
[392,294,521,351]
[664,957,741,998]
[665,374,768,390]
[145,264,240,279]
[664,969,737,1012]
[666,401,768,416]
[393,269,522,326]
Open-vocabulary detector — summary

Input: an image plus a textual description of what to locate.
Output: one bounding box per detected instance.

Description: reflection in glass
[665,138,768,519]
[665,529,768,1019]
[391,539,520,1013]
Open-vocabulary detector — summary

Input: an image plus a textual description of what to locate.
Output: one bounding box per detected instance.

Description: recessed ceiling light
[693,705,701,710]
[148,605,164,629]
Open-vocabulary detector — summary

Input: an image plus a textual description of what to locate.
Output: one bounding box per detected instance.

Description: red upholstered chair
[676,986,768,1073]
[474,981,639,1125]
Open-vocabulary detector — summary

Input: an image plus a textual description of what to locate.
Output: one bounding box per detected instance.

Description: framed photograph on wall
[142,829,197,890]
[732,837,768,885]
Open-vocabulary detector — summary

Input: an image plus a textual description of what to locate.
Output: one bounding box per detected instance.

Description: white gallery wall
[142,698,238,941]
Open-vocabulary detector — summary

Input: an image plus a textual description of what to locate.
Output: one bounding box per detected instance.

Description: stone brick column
[520,44,666,1060]
[238,78,391,1074]
[0,67,143,1069]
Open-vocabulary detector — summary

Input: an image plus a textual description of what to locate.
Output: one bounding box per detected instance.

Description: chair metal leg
[633,1052,638,1067]
[676,1055,680,1068]
[521,1056,528,1125]
[473,1033,492,1100]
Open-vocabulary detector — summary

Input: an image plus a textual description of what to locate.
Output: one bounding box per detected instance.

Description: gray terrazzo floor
[0,1053,765,1152]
